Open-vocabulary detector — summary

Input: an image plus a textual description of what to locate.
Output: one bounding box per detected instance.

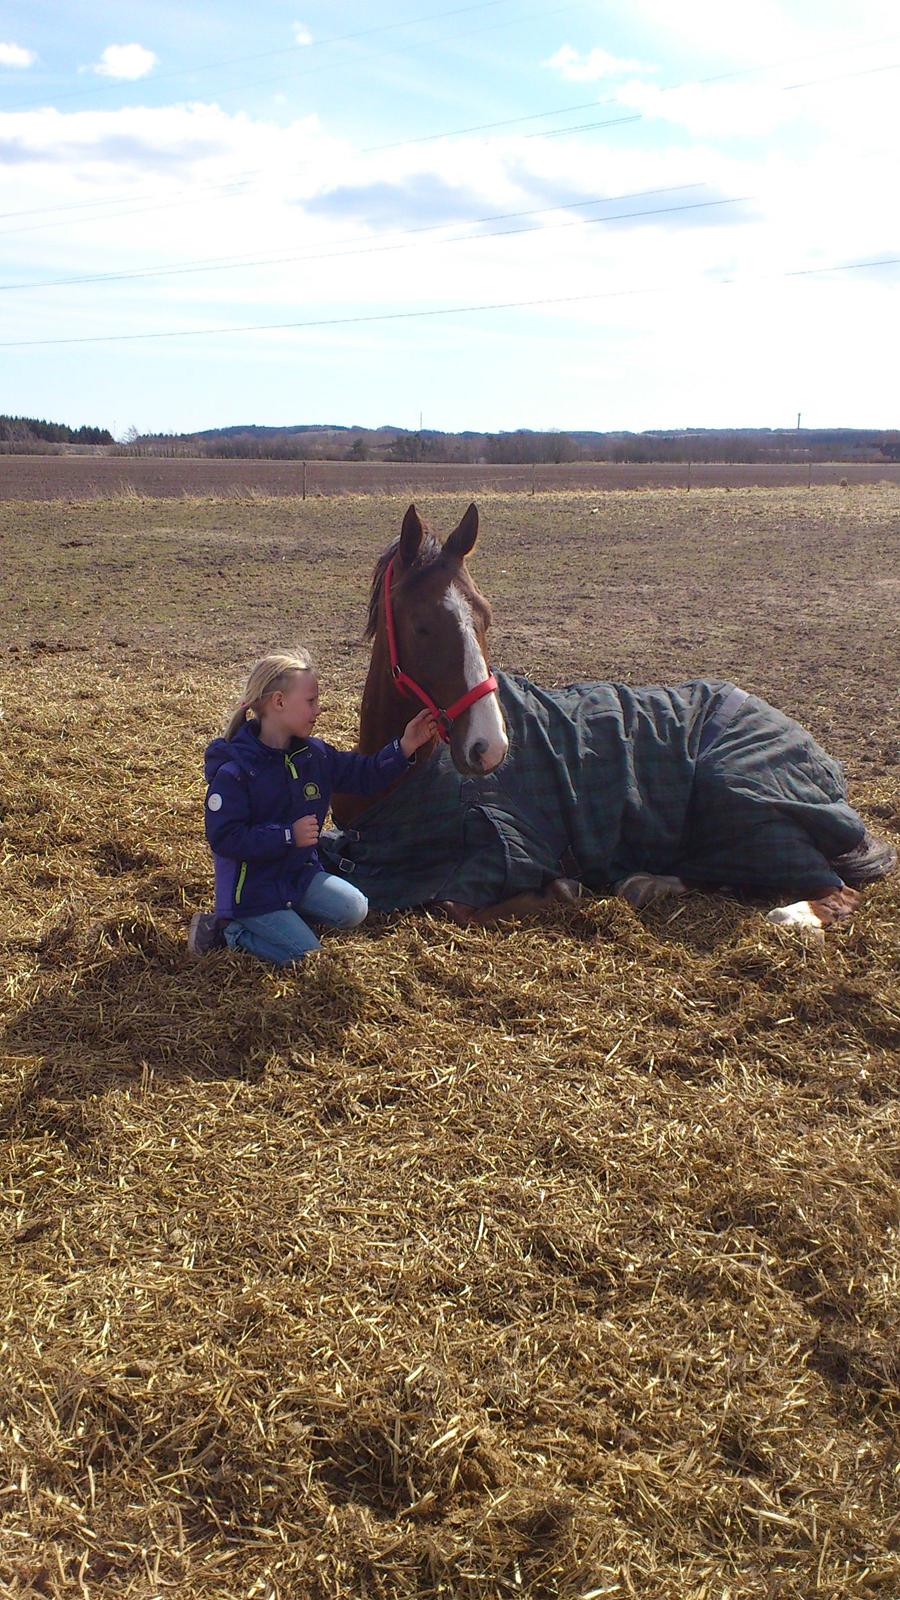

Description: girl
[190,651,436,965]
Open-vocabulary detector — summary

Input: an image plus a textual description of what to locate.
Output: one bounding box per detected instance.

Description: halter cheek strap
[383,557,498,743]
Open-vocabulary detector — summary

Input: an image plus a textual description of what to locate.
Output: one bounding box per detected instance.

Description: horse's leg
[615,873,688,909]
[829,829,897,885]
[545,876,582,904]
[437,878,582,927]
[766,885,860,933]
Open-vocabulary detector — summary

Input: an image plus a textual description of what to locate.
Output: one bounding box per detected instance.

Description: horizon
[5,414,898,441]
[2,0,898,434]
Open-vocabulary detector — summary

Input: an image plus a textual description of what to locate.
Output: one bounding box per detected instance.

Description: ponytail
[223,650,314,740]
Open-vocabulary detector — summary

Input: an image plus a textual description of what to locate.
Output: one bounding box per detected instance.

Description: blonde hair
[224,650,314,740]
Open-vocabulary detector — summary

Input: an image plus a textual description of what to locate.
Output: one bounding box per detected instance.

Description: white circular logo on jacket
[207,793,223,812]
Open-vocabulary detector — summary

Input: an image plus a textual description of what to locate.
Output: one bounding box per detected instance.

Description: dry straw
[1,488,899,1599]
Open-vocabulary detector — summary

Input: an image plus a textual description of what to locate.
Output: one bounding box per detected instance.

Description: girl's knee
[305,875,370,928]
[336,887,368,928]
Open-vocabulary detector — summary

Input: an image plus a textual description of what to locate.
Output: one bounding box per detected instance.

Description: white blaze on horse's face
[444,584,509,774]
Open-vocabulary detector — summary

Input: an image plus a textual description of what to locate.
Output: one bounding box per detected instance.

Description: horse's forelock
[365,531,443,639]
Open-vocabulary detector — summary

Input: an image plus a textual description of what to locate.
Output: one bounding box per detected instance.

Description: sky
[0,0,898,436]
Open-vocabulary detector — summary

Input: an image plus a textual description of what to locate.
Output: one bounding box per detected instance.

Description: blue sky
[1,0,898,435]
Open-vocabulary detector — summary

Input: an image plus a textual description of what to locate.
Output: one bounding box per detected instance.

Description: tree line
[0,414,113,447]
[120,424,900,465]
[2,414,897,462]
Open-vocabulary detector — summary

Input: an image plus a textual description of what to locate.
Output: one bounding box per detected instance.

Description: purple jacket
[203,719,411,920]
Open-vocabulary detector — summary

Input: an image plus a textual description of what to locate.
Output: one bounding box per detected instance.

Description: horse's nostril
[470,739,488,765]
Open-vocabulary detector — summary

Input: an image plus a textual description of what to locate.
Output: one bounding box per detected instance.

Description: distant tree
[0,413,113,448]
[484,430,580,465]
[388,432,432,463]
[542,431,578,464]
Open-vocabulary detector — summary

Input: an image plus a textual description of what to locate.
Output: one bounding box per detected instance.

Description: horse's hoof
[436,900,475,926]
[765,901,831,943]
[767,901,823,931]
[809,886,860,924]
[616,873,688,909]
[829,829,897,885]
[547,877,582,904]
[768,886,859,935]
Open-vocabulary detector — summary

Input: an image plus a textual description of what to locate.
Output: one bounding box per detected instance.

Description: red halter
[382,557,498,743]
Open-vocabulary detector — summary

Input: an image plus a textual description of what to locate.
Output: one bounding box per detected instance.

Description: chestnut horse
[331,503,894,935]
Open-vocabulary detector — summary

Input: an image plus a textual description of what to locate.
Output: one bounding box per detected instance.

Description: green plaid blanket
[319,673,864,910]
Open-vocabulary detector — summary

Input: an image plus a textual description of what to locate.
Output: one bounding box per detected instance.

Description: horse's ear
[443,502,479,562]
[398,504,425,567]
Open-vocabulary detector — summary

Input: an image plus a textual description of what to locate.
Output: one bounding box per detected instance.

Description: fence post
[808,461,812,489]
[687,460,692,492]
[531,463,536,496]
[302,460,307,500]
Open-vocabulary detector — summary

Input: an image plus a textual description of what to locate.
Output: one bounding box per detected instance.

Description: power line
[532,59,900,138]
[0,176,248,226]
[192,0,583,108]
[530,114,642,139]
[0,178,259,238]
[2,31,897,237]
[783,57,900,90]
[0,183,717,293]
[357,29,900,158]
[0,0,520,113]
[2,254,895,350]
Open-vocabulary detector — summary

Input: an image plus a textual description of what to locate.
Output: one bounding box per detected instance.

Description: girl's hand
[292,814,320,848]
[401,708,439,757]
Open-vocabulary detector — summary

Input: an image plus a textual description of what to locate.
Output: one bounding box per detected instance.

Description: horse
[328,503,895,936]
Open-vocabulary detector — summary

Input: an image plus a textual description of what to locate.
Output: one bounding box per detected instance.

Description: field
[2,453,900,501]
[1,484,899,1600]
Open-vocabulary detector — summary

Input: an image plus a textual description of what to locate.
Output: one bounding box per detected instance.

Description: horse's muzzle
[454,730,509,776]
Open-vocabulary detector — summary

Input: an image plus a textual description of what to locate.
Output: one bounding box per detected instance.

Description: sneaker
[187,912,226,957]
[830,829,898,886]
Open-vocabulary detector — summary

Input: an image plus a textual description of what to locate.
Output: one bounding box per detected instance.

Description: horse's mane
[364,531,443,639]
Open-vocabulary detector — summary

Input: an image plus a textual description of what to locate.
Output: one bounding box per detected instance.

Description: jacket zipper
[233,750,304,909]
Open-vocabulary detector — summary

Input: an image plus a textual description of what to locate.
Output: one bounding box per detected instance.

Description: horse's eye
[414,624,430,637]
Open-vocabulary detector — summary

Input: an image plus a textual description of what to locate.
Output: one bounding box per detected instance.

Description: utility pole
[797,412,801,429]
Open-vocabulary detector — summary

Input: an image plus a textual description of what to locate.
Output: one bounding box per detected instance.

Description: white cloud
[1,85,896,431]
[608,0,899,67]
[615,77,796,138]
[0,41,36,68]
[0,96,888,310]
[544,44,656,81]
[293,22,313,47]
[92,44,158,81]
[613,0,812,63]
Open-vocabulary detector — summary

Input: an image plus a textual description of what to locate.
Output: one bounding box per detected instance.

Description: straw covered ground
[1,486,899,1600]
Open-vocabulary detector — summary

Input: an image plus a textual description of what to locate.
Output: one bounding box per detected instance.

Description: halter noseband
[382,557,498,743]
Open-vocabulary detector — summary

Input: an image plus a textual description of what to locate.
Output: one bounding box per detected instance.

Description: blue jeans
[224,873,368,966]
